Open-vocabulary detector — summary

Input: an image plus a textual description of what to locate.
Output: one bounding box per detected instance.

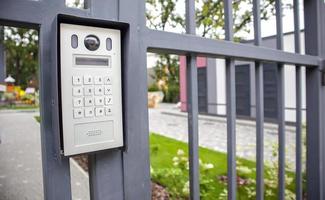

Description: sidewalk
[148,103,298,166]
[0,110,89,200]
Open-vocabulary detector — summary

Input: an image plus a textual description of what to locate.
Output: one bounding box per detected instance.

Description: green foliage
[164,83,179,103]
[146,0,277,103]
[150,133,300,200]
[4,27,38,89]
[151,148,216,199]
[151,54,180,103]
[148,83,160,92]
[3,92,15,105]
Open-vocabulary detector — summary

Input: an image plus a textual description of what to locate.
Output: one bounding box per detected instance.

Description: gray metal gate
[0,0,324,200]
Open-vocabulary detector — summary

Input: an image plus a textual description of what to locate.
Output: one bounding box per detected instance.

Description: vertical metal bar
[304,0,324,199]
[185,1,200,200]
[224,0,236,199]
[255,62,264,200]
[275,0,285,199]
[253,0,264,199]
[293,0,302,199]
[0,26,5,82]
[186,56,200,200]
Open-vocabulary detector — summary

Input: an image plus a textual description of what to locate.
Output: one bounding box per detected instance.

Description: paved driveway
[0,110,89,200]
[149,103,299,167]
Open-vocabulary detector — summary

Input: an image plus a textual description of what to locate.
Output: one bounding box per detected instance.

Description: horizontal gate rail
[145,29,319,66]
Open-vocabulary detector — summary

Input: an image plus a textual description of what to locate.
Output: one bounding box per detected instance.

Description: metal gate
[0,0,324,200]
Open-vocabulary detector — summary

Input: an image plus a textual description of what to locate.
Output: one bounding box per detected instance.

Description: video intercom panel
[58,19,125,156]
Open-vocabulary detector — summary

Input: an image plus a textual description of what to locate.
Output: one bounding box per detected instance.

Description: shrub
[164,83,179,103]
[151,149,216,199]
[148,83,160,92]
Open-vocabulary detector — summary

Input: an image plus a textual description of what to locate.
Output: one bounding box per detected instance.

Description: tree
[146,0,276,102]
[4,27,38,89]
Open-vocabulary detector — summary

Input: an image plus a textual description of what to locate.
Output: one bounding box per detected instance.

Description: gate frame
[0,0,324,199]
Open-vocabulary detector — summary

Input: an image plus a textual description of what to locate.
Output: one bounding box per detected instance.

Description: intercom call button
[73,108,83,118]
[72,76,82,85]
[105,106,113,116]
[73,87,83,96]
[83,76,93,85]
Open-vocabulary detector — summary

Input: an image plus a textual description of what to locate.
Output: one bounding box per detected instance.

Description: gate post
[304,0,325,199]
[119,0,151,199]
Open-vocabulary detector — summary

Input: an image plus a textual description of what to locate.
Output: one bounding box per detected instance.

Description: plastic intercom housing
[57,15,128,156]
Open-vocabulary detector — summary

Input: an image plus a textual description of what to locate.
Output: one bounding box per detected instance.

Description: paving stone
[149,103,297,167]
[0,111,90,200]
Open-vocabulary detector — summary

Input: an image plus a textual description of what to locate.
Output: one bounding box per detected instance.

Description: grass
[34,116,41,123]
[150,133,297,200]
[0,104,39,110]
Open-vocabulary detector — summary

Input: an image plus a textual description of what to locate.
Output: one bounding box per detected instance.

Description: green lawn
[150,133,297,200]
[34,116,41,123]
[0,104,39,110]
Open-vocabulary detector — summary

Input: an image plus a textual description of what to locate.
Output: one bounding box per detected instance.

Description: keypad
[72,75,113,119]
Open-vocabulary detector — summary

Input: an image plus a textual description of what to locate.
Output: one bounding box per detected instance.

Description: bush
[164,83,179,103]
[21,93,35,104]
[148,83,160,92]
[3,92,16,105]
[151,149,216,199]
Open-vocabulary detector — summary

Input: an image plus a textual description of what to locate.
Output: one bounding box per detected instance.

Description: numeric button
[94,76,103,85]
[94,86,104,95]
[95,107,104,117]
[84,107,94,118]
[73,97,83,107]
[84,97,94,106]
[95,96,104,106]
[73,108,83,118]
[72,76,82,85]
[84,86,93,96]
[83,75,93,85]
[73,87,83,96]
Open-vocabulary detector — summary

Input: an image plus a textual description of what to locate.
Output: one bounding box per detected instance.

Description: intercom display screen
[75,56,110,67]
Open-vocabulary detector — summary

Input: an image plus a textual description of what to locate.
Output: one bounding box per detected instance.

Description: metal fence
[0,0,324,200]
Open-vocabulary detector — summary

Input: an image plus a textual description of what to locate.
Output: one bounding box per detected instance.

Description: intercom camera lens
[84,35,100,51]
